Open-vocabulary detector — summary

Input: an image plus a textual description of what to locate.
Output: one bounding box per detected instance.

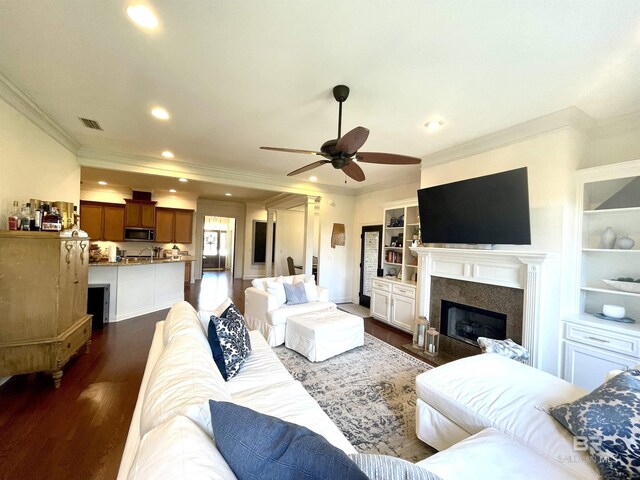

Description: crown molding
[589,108,640,141]
[421,106,595,167]
[77,148,361,197]
[0,70,80,154]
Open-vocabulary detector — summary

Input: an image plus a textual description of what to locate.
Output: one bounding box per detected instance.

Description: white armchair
[244,275,335,347]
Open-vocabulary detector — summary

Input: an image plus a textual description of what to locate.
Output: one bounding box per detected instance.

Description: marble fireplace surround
[411,247,551,368]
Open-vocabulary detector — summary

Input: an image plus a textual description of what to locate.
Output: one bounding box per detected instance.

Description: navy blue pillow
[207,317,228,380]
[209,400,367,480]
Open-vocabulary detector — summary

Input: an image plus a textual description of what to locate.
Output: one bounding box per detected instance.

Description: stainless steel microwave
[124,227,155,241]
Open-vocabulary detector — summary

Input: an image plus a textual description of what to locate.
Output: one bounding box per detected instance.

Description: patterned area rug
[274,333,437,462]
[336,302,371,318]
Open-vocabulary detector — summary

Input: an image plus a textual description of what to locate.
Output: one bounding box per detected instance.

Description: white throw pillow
[294,276,319,302]
[127,416,237,480]
[266,279,287,305]
[198,297,233,335]
[140,334,231,437]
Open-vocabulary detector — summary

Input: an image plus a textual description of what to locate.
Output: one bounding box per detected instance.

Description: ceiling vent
[79,117,103,130]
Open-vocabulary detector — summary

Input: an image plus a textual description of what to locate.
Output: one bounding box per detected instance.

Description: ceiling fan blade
[287,160,330,177]
[260,146,323,155]
[355,152,422,165]
[342,160,365,182]
[336,126,370,154]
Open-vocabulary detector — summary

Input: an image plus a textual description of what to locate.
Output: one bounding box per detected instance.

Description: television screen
[417,167,531,245]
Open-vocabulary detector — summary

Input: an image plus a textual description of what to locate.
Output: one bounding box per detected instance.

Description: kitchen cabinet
[155,207,194,244]
[0,231,92,388]
[125,200,156,228]
[80,201,125,241]
[370,277,416,333]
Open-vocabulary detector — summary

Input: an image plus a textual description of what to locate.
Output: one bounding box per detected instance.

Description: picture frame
[390,236,402,247]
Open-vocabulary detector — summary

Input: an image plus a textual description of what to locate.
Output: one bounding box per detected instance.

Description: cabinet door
[80,203,103,240]
[184,261,191,285]
[563,340,637,391]
[140,203,155,228]
[391,294,415,332]
[103,205,125,241]
[371,289,391,323]
[174,210,193,244]
[125,202,141,227]
[155,208,174,243]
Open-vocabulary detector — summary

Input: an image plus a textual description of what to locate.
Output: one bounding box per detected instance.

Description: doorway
[202,216,235,274]
[359,225,383,308]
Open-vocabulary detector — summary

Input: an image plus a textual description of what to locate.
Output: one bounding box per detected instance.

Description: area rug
[274,333,437,462]
[336,302,371,318]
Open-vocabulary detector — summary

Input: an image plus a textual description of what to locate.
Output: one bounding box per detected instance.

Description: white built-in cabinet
[370,199,419,333]
[562,159,640,391]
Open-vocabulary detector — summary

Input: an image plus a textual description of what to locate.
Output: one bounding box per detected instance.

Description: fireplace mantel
[410,247,554,368]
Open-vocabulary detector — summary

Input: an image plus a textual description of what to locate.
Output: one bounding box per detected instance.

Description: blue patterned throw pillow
[549,369,640,479]
[209,400,367,480]
[283,282,308,305]
[207,303,251,380]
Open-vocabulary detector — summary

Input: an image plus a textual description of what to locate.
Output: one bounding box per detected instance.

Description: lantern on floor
[413,316,430,349]
[425,328,440,355]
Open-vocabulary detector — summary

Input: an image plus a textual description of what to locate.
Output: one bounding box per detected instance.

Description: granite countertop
[89,256,196,267]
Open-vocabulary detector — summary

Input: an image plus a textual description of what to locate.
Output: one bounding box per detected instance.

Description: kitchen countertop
[89,256,196,267]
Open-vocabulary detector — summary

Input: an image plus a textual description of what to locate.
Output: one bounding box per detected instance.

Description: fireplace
[440,300,507,346]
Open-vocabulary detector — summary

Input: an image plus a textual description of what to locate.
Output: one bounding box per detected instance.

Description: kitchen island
[88,257,195,322]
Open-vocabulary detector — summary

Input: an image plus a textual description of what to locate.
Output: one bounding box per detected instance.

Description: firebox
[440,300,507,346]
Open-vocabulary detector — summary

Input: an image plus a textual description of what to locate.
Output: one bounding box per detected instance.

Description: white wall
[585,125,640,168]
[419,127,585,375]
[0,97,80,223]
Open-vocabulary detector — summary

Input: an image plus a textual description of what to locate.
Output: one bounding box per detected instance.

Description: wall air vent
[79,117,103,130]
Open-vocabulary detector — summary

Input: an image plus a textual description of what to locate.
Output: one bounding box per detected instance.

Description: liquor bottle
[31,203,42,231]
[73,205,79,227]
[20,203,32,231]
[42,206,62,231]
[7,201,19,230]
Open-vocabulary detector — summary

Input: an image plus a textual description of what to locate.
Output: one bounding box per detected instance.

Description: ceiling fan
[260,85,421,182]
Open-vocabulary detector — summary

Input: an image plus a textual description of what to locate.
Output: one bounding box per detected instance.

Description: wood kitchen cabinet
[155,207,193,244]
[125,200,156,228]
[80,201,125,241]
[0,231,92,388]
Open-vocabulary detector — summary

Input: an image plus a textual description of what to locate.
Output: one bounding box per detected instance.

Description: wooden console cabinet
[0,231,92,388]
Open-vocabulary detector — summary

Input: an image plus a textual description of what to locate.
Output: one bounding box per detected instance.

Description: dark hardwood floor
[0,272,416,480]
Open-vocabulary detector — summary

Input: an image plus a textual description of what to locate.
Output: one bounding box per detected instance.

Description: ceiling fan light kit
[260,85,421,182]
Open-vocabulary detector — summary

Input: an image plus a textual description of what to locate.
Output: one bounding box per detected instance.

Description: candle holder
[425,328,440,355]
[412,316,430,349]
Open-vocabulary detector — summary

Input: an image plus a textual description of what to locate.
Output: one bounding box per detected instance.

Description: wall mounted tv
[417,167,531,246]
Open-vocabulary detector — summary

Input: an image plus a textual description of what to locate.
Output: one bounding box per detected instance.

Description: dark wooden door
[359,225,383,307]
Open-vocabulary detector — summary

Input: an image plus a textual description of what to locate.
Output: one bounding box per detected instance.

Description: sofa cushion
[267,302,336,326]
[416,427,585,479]
[550,369,640,480]
[140,333,231,437]
[349,454,442,480]
[209,400,367,480]
[209,303,252,381]
[266,279,287,305]
[231,379,355,454]
[226,330,294,396]
[127,415,237,480]
[284,282,308,305]
[415,353,599,479]
[199,297,233,334]
[163,301,204,344]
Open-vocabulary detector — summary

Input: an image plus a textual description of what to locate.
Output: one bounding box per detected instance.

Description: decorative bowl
[602,279,640,294]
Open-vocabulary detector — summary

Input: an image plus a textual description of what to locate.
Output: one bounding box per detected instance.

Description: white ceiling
[1,1,640,198]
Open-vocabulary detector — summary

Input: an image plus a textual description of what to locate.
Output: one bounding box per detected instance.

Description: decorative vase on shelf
[616,234,635,250]
[601,227,616,249]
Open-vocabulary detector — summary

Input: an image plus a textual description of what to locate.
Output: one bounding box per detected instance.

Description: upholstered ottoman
[285,309,364,362]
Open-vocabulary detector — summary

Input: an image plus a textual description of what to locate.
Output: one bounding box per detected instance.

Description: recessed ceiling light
[98,180,108,185]
[169,189,176,193]
[224,193,232,196]
[309,176,318,182]
[151,107,170,120]
[161,150,174,159]
[178,178,188,183]
[424,120,444,131]
[126,5,158,29]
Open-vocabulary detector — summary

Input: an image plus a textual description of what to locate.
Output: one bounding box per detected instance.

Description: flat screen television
[417,167,531,245]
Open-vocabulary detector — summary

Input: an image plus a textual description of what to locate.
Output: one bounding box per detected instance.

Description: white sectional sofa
[117,301,355,479]
[244,274,336,347]
[413,353,602,479]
